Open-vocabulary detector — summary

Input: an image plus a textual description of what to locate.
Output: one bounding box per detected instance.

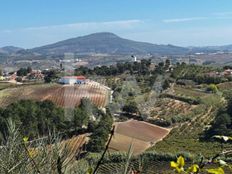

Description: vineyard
[0,82,111,108]
[173,85,208,99]
[217,82,232,90]
[150,98,196,120]
[151,102,231,157]
[59,134,88,167]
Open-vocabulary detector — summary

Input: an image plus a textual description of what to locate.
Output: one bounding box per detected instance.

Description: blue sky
[1,0,232,48]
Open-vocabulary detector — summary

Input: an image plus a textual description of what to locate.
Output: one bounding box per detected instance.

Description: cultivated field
[217,82,232,90]
[0,82,110,108]
[109,120,170,155]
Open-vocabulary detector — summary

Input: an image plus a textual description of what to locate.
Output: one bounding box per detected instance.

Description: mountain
[1,33,232,63]
[31,32,189,55]
[0,46,23,54]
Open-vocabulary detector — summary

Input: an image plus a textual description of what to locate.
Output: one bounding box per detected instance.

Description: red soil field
[109,119,170,155]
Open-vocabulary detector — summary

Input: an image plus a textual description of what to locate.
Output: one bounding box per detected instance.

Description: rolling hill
[0,46,23,54]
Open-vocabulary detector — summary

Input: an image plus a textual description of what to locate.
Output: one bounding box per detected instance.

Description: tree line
[0,99,113,152]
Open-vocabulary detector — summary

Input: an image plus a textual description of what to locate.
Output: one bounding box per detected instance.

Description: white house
[59,76,86,85]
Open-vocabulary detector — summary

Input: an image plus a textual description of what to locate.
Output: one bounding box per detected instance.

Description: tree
[123,101,139,114]
[43,70,58,83]
[206,84,218,93]
[73,108,88,131]
[227,97,232,116]
[0,100,66,138]
[27,66,32,73]
[17,68,28,76]
[163,79,170,90]
[165,59,171,68]
[87,108,113,152]
[207,113,232,137]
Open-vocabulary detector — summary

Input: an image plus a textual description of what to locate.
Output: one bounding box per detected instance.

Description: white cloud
[163,17,208,23]
[0,19,143,48]
[18,19,143,31]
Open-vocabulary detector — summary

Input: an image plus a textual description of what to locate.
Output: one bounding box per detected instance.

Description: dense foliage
[0,100,66,139]
[87,108,113,152]
[171,64,229,84]
[206,97,232,138]
[43,69,59,83]
[75,59,153,76]
[0,99,99,138]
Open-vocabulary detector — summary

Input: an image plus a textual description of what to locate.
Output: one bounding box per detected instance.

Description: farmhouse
[59,76,86,85]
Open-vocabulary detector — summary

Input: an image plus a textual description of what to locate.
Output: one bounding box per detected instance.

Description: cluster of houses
[0,72,16,81]
[0,66,88,86]
[0,70,44,83]
[206,69,232,78]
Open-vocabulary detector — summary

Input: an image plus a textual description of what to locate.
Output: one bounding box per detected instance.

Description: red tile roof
[63,76,86,80]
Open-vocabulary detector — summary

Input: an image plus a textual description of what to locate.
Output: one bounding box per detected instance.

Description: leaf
[207,167,224,174]
[86,167,93,174]
[23,136,29,143]
[188,164,199,173]
[177,156,185,168]
[170,161,178,168]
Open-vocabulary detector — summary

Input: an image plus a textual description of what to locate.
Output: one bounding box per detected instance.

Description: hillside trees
[206,97,232,138]
[87,108,113,152]
[171,64,228,85]
[0,98,100,139]
[0,100,66,138]
[122,101,139,114]
[43,69,59,83]
[75,59,152,76]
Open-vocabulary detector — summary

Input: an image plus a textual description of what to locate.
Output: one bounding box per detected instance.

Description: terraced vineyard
[150,98,195,120]
[152,102,229,157]
[146,84,228,157]
[0,83,110,108]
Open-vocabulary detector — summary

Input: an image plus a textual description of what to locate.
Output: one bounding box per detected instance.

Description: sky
[1,0,232,48]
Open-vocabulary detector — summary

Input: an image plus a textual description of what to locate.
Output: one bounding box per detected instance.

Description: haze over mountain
[1,32,232,60]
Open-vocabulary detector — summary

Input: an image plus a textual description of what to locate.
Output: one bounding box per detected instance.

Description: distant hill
[31,32,189,56]
[0,46,23,54]
[189,44,232,53]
